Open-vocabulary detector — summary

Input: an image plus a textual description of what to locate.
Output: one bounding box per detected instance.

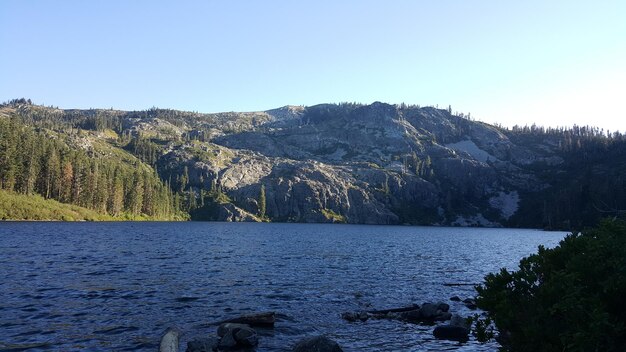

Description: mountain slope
[2,99,624,228]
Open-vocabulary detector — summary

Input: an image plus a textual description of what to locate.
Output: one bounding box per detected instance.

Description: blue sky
[1,1,625,131]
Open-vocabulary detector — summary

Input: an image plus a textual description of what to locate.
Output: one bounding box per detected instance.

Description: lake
[0,222,567,351]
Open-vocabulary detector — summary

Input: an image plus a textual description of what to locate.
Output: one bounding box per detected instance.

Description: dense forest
[504,125,626,229]
[0,102,182,220]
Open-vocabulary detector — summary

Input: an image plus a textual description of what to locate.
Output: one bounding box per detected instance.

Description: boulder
[186,337,219,352]
[450,296,462,302]
[234,327,259,346]
[419,303,439,320]
[398,304,453,324]
[465,302,477,310]
[217,332,238,349]
[436,302,450,312]
[292,336,343,352]
[399,309,422,323]
[463,298,477,309]
[449,314,470,330]
[160,327,182,352]
[217,323,249,338]
[434,312,452,321]
[340,312,358,322]
[433,325,470,342]
[217,323,258,349]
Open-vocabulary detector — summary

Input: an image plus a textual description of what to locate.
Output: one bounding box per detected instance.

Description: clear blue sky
[1,1,625,131]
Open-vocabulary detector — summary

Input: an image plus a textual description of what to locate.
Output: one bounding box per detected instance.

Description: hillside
[0,190,114,221]
[1,98,625,228]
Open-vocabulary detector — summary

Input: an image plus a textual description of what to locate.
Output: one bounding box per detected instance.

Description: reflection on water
[0,222,565,351]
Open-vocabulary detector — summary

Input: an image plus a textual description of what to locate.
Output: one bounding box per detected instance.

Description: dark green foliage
[0,117,180,219]
[188,184,232,220]
[258,184,266,218]
[476,220,626,351]
[506,125,626,230]
[468,314,495,343]
[125,136,160,165]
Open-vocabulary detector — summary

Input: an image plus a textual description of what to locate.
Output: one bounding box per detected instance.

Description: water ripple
[0,222,566,351]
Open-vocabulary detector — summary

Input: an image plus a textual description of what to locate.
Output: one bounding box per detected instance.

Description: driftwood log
[216,311,276,327]
[366,304,419,315]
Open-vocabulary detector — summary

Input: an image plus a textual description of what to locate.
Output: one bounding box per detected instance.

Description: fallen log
[366,304,419,315]
[217,311,276,327]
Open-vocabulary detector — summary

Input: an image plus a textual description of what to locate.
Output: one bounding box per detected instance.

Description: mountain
[1,98,625,228]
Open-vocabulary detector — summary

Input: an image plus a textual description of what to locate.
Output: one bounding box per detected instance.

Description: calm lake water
[0,222,566,351]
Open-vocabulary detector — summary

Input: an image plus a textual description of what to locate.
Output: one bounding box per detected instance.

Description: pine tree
[259,184,266,218]
[60,159,74,203]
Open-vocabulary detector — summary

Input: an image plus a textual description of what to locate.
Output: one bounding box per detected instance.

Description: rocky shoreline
[160,297,482,352]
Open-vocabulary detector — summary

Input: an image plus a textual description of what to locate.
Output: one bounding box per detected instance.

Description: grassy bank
[0,190,183,221]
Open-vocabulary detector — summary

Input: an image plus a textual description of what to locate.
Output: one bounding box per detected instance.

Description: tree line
[0,117,180,219]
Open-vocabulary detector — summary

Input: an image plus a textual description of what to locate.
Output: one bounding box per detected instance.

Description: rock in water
[234,326,259,346]
[449,314,470,330]
[436,302,450,312]
[292,336,343,352]
[434,312,452,321]
[399,309,422,323]
[160,327,181,352]
[218,331,238,349]
[419,303,439,320]
[186,337,219,352]
[217,323,258,348]
[340,311,370,322]
[340,311,359,322]
[433,325,470,342]
[217,323,249,337]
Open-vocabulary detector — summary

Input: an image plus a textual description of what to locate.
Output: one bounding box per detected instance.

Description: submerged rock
[434,312,452,321]
[419,303,439,320]
[345,302,453,325]
[292,336,343,352]
[436,302,450,312]
[463,298,478,309]
[340,311,369,322]
[449,314,470,330]
[186,337,219,352]
[217,323,258,348]
[407,302,452,323]
[399,309,422,323]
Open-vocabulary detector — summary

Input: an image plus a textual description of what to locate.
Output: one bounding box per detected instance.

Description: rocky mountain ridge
[2,99,624,228]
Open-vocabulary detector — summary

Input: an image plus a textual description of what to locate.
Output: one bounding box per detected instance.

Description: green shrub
[321,208,346,223]
[476,219,626,351]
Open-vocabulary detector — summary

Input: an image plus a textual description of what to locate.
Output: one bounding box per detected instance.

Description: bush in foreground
[476,219,626,351]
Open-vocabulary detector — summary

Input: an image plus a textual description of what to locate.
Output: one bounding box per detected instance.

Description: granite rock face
[158,102,543,225]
